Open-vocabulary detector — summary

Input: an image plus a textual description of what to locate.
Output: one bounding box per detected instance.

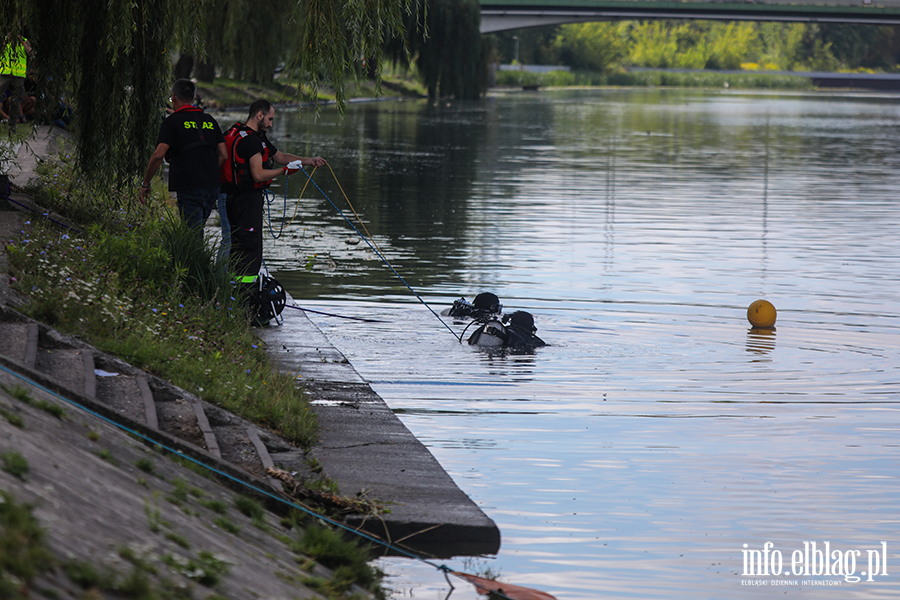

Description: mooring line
[282,304,387,323]
[278,167,461,342]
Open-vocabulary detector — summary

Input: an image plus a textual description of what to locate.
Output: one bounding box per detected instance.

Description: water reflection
[746,325,776,356]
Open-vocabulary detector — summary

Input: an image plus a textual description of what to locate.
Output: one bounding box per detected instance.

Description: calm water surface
[250,89,900,599]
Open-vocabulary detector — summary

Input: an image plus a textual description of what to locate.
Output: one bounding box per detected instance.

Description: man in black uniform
[222,99,326,310]
[139,79,226,234]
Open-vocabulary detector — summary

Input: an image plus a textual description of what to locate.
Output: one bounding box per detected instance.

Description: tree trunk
[195,61,216,83]
[173,54,194,79]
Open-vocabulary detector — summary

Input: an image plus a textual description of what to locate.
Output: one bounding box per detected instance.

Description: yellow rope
[284,166,317,228]
[326,163,387,259]
[282,164,391,268]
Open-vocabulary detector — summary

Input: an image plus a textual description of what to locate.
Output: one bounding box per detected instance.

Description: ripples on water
[254,89,900,598]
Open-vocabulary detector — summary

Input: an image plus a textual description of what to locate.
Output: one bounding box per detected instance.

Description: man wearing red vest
[222,99,325,309]
[139,79,227,234]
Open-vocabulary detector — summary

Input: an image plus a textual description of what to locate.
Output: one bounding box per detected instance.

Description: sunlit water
[229,89,900,598]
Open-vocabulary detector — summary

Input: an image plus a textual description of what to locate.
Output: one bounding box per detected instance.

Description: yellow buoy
[747,299,777,328]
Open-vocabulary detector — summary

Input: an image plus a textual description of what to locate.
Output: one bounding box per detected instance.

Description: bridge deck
[481,0,900,32]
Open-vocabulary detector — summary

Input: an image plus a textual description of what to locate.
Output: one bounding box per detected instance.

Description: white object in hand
[286,160,304,170]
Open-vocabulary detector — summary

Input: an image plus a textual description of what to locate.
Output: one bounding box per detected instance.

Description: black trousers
[225,187,263,281]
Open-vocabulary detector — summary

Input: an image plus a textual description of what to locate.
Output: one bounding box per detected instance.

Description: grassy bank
[196,71,426,110]
[495,68,814,90]
[6,150,318,448]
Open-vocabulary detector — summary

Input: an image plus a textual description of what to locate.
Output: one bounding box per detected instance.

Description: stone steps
[0,307,289,496]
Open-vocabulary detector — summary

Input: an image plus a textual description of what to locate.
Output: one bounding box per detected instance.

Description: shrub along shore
[494,67,815,90]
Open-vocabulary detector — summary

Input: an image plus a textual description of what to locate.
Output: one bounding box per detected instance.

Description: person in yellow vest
[0,38,29,128]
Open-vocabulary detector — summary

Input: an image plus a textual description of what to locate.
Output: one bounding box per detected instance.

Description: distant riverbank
[494,66,815,90]
[195,75,427,112]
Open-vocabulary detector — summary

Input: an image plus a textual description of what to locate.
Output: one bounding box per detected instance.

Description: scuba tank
[467,318,508,347]
[467,310,546,348]
[251,275,286,326]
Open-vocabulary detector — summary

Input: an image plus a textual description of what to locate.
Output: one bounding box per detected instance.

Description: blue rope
[286,168,462,342]
[263,187,288,241]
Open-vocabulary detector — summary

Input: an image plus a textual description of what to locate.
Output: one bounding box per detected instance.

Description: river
[241,88,900,599]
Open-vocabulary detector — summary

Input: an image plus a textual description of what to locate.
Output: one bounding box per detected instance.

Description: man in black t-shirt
[139,79,226,234]
[223,99,325,316]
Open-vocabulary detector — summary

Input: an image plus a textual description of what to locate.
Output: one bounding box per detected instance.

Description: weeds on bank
[0,384,65,418]
[1,451,29,479]
[0,491,54,598]
[64,546,228,597]
[294,525,383,597]
[6,157,317,448]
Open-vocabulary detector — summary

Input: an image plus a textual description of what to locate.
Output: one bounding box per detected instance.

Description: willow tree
[286,0,423,109]
[0,0,420,189]
[405,0,486,99]
[0,0,205,191]
[189,0,299,84]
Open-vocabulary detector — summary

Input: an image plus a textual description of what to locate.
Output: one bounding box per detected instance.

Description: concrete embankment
[0,343,364,599]
[259,304,501,558]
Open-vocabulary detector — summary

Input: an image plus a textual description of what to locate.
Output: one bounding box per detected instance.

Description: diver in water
[442,292,502,320]
[467,310,546,349]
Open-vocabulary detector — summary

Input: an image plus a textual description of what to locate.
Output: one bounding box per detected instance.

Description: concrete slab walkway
[259,303,501,557]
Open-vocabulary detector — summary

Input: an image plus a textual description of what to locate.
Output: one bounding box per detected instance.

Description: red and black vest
[220,123,275,189]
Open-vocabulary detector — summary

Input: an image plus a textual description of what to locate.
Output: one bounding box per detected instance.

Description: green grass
[198,498,228,514]
[167,478,191,505]
[0,407,24,428]
[0,491,54,597]
[64,559,115,589]
[213,516,241,535]
[233,495,264,520]
[293,524,381,594]
[118,545,159,575]
[0,384,66,418]
[164,531,191,549]
[161,551,230,587]
[96,448,119,466]
[166,453,214,479]
[1,451,29,479]
[7,158,318,449]
[144,493,162,533]
[134,457,155,474]
[65,554,195,599]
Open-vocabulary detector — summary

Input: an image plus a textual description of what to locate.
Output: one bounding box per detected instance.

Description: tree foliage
[0,0,420,188]
[410,0,486,98]
[194,0,299,84]
[553,22,628,72]
[627,21,759,70]
[2,0,205,191]
[286,0,423,107]
[498,20,900,74]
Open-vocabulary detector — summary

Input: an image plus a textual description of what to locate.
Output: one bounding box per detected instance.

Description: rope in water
[270,166,461,342]
[0,360,516,600]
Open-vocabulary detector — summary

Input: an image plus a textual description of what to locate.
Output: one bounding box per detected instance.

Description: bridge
[480,0,900,32]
